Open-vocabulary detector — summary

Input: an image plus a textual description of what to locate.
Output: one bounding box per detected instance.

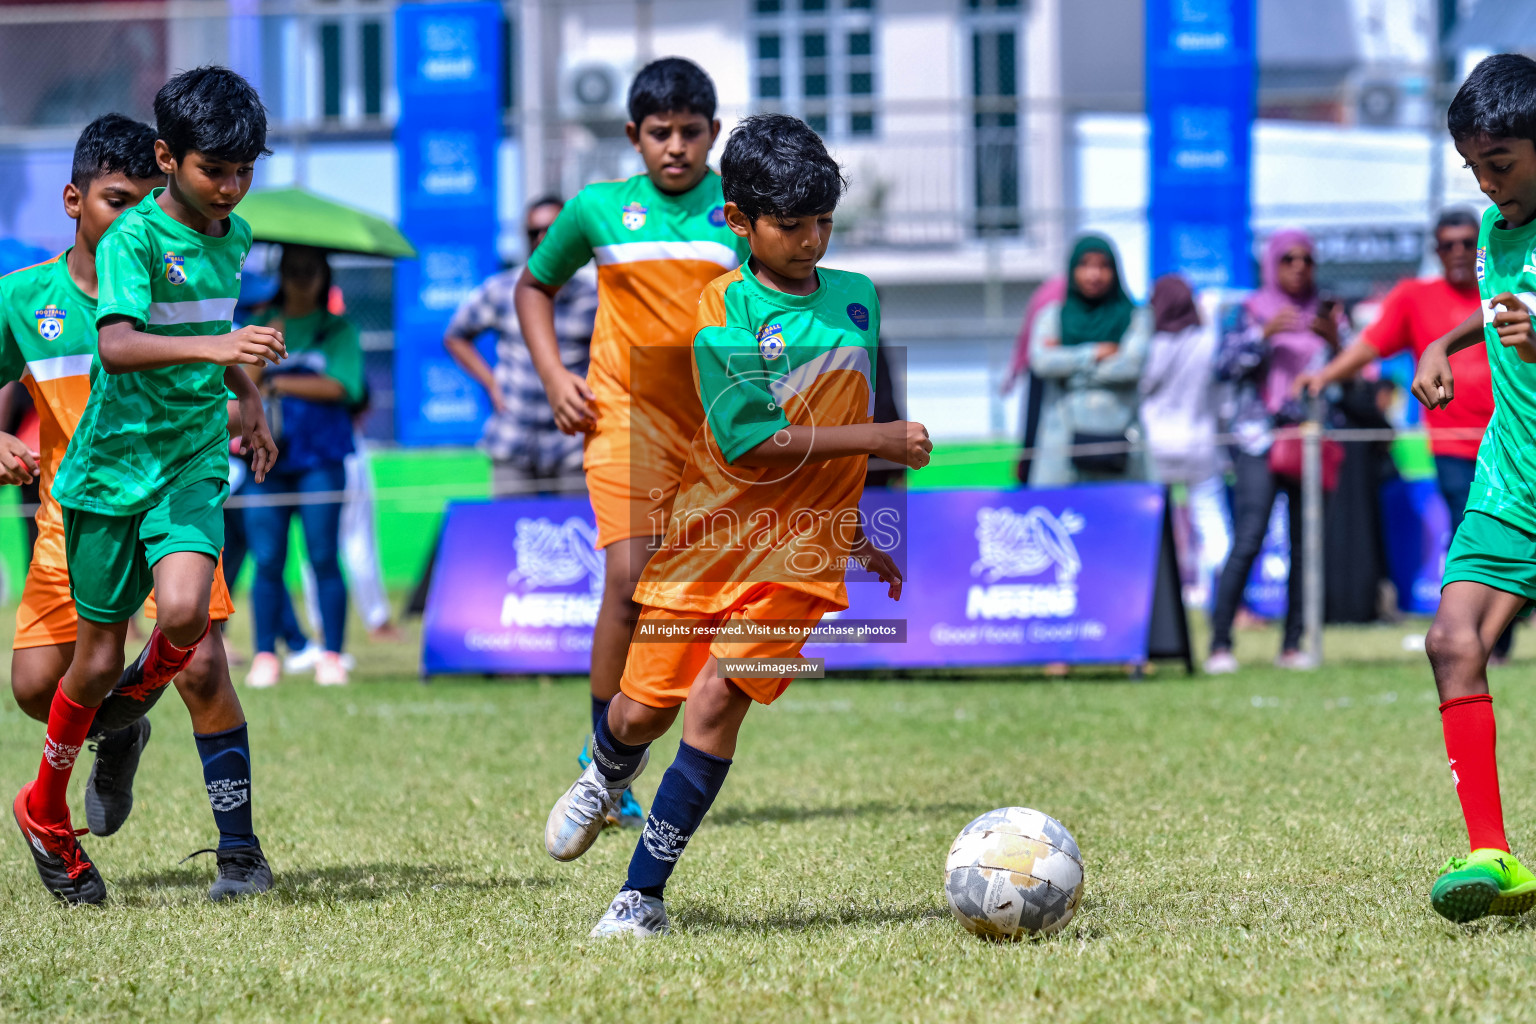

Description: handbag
[1070,431,1130,475]
[1267,427,1343,490]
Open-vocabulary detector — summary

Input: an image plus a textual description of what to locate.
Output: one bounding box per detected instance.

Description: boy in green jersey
[515,58,750,829]
[13,68,283,906]
[1409,54,1536,922]
[5,114,267,906]
[544,114,927,938]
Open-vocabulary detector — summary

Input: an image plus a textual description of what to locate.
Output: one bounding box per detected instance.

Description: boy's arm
[515,198,598,434]
[224,365,278,482]
[0,313,37,484]
[1411,309,1486,410]
[97,317,286,374]
[513,270,594,433]
[732,421,931,470]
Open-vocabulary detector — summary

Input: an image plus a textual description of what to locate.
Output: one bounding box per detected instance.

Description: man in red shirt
[1297,208,1507,655]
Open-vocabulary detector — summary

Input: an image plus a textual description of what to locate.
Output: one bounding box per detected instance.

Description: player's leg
[589,665,751,939]
[546,607,706,862]
[590,590,831,938]
[10,643,74,722]
[1275,476,1307,666]
[581,532,659,827]
[1206,451,1278,671]
[173,622,273,900]
[13,506,152,904]
[1424,511,1536,920]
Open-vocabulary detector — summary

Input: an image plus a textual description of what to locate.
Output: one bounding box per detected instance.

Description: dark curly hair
[71,113,158,190]
[1448,53,1536,144]
[721,113,846,222]
[155,65,270,162]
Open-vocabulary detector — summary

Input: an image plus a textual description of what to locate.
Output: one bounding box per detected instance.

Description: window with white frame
[751,0,877,139]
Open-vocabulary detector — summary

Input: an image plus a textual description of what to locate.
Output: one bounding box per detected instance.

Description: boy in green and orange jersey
[1410,54,1536,922]
[515,57,750,828]
[543,114,931,939]
[13,68,283,906]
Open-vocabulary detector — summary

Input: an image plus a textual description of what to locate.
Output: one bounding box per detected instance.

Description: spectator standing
[1140,274,1231,607]
[1207,229,1343,673]
[444,198,597,497]
[242,245,366,688]
[1294,209,1507,655]
[1027,235,1151,486]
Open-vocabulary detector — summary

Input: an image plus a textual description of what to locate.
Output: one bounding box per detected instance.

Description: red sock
[28,686,97,828]
[140,620,210,691]
[1441,694,1509,852]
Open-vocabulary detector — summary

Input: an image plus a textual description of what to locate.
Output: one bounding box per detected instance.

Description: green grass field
[2,612,1535,1022]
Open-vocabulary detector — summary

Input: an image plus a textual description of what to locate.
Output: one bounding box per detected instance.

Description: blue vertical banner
[394,1,502,446]
[1146,0,1256,289]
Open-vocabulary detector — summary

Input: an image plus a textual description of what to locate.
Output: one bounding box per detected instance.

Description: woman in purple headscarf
[1205,229,1344,674]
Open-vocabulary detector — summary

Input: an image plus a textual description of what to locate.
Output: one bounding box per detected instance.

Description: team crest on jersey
[757,322,785,360]
[163,252,187,285]
[1477,246,1487,282]
[846,303,870,331]
[34,305,65,341]
[708,205,726,227]
[621,202,648,231]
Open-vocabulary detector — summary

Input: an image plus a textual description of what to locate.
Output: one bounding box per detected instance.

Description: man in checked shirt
[444,197,597,497]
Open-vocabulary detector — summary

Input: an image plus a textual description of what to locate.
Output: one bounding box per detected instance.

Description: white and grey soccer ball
[943,806,1083,940]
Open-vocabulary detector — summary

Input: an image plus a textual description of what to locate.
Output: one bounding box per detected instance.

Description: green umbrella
[238,187,417,258]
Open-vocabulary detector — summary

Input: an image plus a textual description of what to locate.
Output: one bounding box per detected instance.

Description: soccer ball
[943,806,1083,940]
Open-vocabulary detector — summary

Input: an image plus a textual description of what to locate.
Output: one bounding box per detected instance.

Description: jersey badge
[1476,246,1487,282]
[846,303,870,331]
[621,202,648,231]
[708,205,727,228]
[34,305,66,342]
[757,322,785,360]
[163,252,187,285]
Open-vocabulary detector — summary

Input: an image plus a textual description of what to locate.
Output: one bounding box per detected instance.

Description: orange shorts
[619,584,839,709]
[14,557,235,651]
[585,458,685,549]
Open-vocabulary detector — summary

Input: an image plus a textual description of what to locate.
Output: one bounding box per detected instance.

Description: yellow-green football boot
[1431,848,1536,922]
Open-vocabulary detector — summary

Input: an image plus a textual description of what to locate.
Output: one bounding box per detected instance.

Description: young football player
[1409,53,1536,922]
[543,113,931,938]
[514,57,751,829]
[12,68,283,905]
[2,114,264,904]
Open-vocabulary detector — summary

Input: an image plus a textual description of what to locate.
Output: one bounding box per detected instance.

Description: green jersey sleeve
[695,324,790,464]
[0,277,26,387]
[94,220,153,328]
[525,192,593,288]
[321,316,366,405]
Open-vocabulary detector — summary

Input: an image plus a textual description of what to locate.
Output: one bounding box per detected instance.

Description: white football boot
[544,751,649,862]
[589,889,670,939]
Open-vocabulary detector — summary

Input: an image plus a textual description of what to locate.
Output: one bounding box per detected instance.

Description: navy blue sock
[194,723,257,850]
[591,695,609,735]
[624,741,731,899]
[592,710,649,784]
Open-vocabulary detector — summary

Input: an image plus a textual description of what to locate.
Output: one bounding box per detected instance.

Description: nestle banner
[421,485,1181,675]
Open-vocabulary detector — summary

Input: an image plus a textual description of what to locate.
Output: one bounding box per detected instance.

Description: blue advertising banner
[1146,0,1255,289]
[393,1,503,446]
[422,485,1177,675]
[1381,478,1452,615]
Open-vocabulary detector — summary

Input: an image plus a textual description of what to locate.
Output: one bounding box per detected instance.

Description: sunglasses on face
[1280,253,1315,267]
[1437,238,1476,253]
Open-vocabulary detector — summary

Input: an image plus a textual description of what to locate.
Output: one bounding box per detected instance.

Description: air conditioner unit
[560,61,631,122]
[1356,81,1402,127]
